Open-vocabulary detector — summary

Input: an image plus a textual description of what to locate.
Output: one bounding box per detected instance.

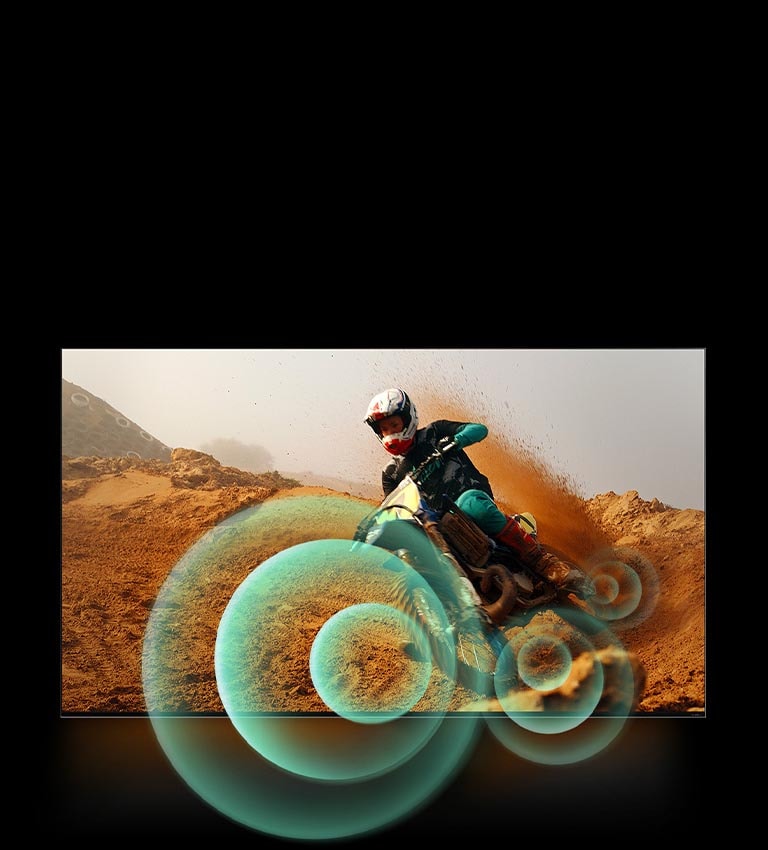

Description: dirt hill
[584,489,705,712]
[61,448,704,715]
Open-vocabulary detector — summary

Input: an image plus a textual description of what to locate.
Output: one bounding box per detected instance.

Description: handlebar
[353,443,457,542]
[409,447,449,486]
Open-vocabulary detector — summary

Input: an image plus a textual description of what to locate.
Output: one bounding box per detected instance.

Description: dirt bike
[352,443,597,699]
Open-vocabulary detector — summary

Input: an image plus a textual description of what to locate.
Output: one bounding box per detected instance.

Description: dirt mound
[584,489,705,712]
[62,448,300,502]
[61,450,704,715]
[61,451,304,713]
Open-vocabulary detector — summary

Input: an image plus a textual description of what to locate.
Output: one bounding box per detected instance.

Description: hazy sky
[61,348,705,510]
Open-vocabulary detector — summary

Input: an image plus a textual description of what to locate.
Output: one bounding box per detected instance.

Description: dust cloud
[414,383,611,563]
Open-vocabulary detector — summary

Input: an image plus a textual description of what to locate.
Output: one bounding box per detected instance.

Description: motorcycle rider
[365,387,595,603]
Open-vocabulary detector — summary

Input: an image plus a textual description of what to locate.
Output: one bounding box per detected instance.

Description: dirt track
[61,448,704,715]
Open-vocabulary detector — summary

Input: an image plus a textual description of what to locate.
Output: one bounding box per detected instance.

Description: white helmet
[365,388,419,456]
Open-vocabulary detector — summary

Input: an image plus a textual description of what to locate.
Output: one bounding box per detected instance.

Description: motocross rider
[365,387,595,601]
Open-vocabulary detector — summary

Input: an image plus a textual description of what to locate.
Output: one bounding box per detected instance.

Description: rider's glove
[437,436,459,455]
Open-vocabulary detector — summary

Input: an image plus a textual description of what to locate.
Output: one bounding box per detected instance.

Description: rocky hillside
[62,379,172,461]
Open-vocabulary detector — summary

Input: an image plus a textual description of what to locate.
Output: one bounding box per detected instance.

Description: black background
[51,713,712,841]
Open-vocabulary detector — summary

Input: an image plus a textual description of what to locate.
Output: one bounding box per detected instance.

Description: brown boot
[533,551,573,586]
[494,517,596,605]
[536,552,596,597]
[494,515,567,581]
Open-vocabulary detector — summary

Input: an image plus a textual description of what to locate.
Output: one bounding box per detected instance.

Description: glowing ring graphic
[142,496,484,838]
[487,605,639,762]
[212,538,455,783]
[309,602,433,724]
[141,495,641,837]
[584,546,660,628]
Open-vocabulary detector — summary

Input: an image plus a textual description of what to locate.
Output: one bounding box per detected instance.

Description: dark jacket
[381,420,493,510]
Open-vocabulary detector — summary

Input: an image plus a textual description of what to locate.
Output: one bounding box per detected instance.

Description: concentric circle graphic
[583,546,660,627]
[142,495,643,837]
[148,713,482,840]
[487,605,640,762]
[494,608,605,734]
[593,573,620,605]
[486,713,630,766]
[213,538,454,782]
[142,495,484,838]
[309,602,432,723]
[516,634,572,691]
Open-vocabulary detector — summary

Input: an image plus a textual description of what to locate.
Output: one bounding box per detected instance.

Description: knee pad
[455,489,507,535]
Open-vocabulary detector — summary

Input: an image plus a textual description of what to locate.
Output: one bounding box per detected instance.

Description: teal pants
[455,489,508,535]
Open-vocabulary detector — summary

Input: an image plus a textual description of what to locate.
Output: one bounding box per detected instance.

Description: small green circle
[517,635,572,691]
[310,603,431,724]
[593,573,620,604]
[494,611,604,734]
[590,560,643,620]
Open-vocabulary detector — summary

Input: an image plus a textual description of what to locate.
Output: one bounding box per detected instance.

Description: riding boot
[493,515,589,592]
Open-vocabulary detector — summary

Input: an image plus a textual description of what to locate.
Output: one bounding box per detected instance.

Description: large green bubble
[213,538,455,781]
[142,494,377,717]
[142,494,483,838]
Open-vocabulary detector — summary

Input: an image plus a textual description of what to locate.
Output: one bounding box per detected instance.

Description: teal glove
[454,423,488,448]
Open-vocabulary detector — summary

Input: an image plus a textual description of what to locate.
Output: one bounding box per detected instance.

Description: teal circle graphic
[142,493,482,837]
[494,621,603,735]
[584,546,660,628]
[593,573,620,605]
[588,559,642,620]
[309,603,432,723]
[486,714,629,766]
[489,606,639,762]
[517,634,572,691]
[213,538,454,782]
[148,713,481,840]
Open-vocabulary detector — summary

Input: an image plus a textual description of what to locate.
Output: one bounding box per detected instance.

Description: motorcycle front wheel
[405,563,506,700]
[453,620,504,698]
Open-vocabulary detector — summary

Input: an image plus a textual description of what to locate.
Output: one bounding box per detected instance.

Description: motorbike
[352,443,597,698]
